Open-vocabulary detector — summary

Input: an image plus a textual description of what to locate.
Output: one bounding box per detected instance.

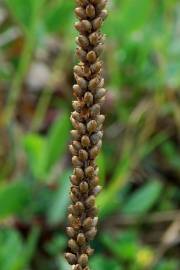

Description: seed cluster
[65,1,107,269]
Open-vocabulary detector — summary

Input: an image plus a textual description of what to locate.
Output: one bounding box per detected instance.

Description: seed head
[66,0,107,267]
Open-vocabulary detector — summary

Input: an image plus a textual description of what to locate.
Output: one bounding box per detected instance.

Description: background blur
[0,0,180,269]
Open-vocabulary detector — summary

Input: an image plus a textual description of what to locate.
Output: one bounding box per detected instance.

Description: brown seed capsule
[100,9,108,20]
[95,88,106,99]
[72,184,80,194]
[72,156,83,167]
[73,265,82,270]
[76,76,88,90]
[87,120,97,133]
[97,0,107,11]
[93,185,102,195]
[78,122,86,134]
[72,141,82,150]
[74,65,85,77]
[91,131,103,144]
[89,32,100,45]
[77,233,86,246]
[81,135,91,147]
[89,176,99,189]
[89,145,99,159]
[73,84,83,97]
[86,5,96,19]
[71,130,81,140]
[74,201,85,215]
[94,43,104,56]
[90,61,102,73]
[99,77,105,88]
[68,205,74,214]
[80,181,89,193]
[81,20,92,32]
[71,116,79,129]
[79,149,88,161]
[72,111,82,122]
[78,254,88,267]
[68,213,81,229]
[92,17,103,30]
[72,101,82,112]
[86,50,97,63]
[66,227,76,238]
[77,35,89,49]
[89,0,100,4]
[85,166,94,177]
[87,207,98,217]
[83,217,93,230]
[88,77,100,91]
[96,114,105,125]
[74,167,84,180]
[84,92,93,106]
[68,214,77,226]
[85,227,97,240]
[69,144,78,156]
[85,195,96,208]
[83,267,90,270]
[93,217,99,227]
[70,192,79,203]
[65,253,77,265]
[77,0,89,5]
[90,104,101,117]
[85,246,94,256]
[75,7,86,20]
[68,239,79,253]
[75,22,84,33]
[76,47,87,62]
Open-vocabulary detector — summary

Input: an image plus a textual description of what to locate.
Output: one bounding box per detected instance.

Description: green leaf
[101,230,139,261]
[4,0,45,32]
[0,229,23,270]
[45,234,67,255]
[44,1,74,33]
[90,255,121,270]
[122,180,163,215]
[0,181,30,219]
[0,227,39,270]
[43,112,70,174]
[121,0,152,33]
[23,133,45,179]
[47,171,71,225]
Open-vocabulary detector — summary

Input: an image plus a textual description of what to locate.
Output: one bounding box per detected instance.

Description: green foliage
[43,113,70,174]
[122,181,163,215]
[23,113,70,179]
[47,171,71,226]
[4,0,45,33]
[0,181,30,219]
[90,255,121,270]
[44,2,74,33]
[0,227,39,270]
[101,230,139,261]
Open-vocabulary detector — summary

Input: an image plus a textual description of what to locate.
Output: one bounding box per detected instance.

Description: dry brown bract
[65,1,107,269]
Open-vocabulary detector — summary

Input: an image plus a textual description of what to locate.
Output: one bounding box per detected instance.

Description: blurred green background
[0,0,180,269]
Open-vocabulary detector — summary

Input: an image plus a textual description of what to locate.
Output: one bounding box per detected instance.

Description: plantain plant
[65,1,108,269]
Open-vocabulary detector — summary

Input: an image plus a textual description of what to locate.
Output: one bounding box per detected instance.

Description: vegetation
[0,0,179,270]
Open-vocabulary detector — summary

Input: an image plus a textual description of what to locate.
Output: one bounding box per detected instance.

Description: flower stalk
[65,1,108,269]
